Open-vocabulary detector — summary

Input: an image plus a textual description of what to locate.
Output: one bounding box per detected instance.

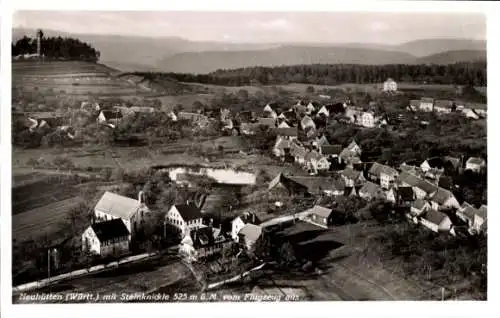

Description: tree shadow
[278,229,327,245]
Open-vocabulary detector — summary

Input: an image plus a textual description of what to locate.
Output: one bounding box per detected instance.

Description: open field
[12,61,117,76]
[12,196,84,243]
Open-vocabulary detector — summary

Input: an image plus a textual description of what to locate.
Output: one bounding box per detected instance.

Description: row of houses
[408,98,487,119]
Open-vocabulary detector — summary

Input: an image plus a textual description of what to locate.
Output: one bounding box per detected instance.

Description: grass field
[12,61,117,76]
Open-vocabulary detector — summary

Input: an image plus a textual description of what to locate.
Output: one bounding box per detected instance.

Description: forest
[12,35,100,62]
[133,62,487,87]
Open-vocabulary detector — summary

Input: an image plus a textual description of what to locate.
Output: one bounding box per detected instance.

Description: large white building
[93,191,150,239]
[164,203,204,237]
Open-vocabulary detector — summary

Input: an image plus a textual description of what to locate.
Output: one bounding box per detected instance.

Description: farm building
[434,100,455,114]
[340,167,366,187]
[307,205,333,228]
[456,203,487,234]
[358,181,385,201]
[268,172,310,197]
[179,226,231,261]
[368,162,399,189]
[319,145,343,162]
[82,219,130,257]
[465,157,486,173]
[429,187,460,211]
[383,78,397,92]
[238,223,263,251]
[258,117,278,129]
[272,127,298,140]
[93,191,150,239]
[420,209,454,234]
[410,199,430,217]
[165,203,204,237]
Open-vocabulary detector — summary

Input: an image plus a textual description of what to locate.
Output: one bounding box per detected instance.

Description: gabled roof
[423,157,446,169]
[91,219,130,242]
[430,187,456,205]
[258,117,277,128]
[277,121,291,128]
[466,157,485,165]
[178,112,208,121]
[272,127,298,136]
[421,97,434,103]
[274,139,291,151]
[304,150,322,162]
[239,224,262,242]
[309,205,332,218]
[301,116,316,129]
[434,100,454,108]
[317,135,330,147]
[287,176,342,195]
[101,110,123,120]
[175,204,202,221]
[95,191,141,220]
[416,178,438,195]
[340,168,363,180]
[359,181,383,197]
[423,209,449,225]
[306,102,316,111]
[443,156,461,169]
[411,198,428,210]
[318,106,330,116]
[369,162,399,177]
[290,144,307,158]
[263,104,274,113]
[321,145,343,155]
[346,140,360,152]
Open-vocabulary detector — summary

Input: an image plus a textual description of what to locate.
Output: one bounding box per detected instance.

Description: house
[180,226,232,260]
[258,117,278,129]
[396,187,415,207]
[340,168,366,187]
[268,172,309,197]
[345,140,362,156]
[167,111,178,122]
[408,100,420,112]
[462,108,479,119]
[93,191,150,239]
[300,115,316,131]
[456,203,487,234]
[307,205,333,229]
[368,162,399,189]
[238,224,262,251]
[317,105,330,118]
[468,103,487,117]
[272,127,298,140]
[283,176,343,196]
[465,157,486,173]
[385,188,397,204]
[239,123,261,135]
[263,103,274,114]
[443,156,462,171]
[383,78,397,92]
[358,181,385,201]
[277,121,291,128]
[429,187,460,211]
[339,141,362,167]
[420,209,453,234]
[303,150,330,173]
[306,102,316,114]
[315,135,331,148]
[289,143,307,165]
[97,110,123,128]
[359,112,376,128]
[273,139,291,158]
[434,100,454,114]
[420,157,446,173]
[320,145,343,163]
[165,203,204,237]
[397,171,437,199]
[419,98,434,112]
[82,219,130,257]
[410,199,430,217]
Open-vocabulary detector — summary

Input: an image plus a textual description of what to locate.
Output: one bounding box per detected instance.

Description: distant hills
[13,28,486,74]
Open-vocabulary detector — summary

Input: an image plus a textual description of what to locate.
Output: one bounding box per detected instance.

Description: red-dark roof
[91,219,130,242]
[175,204,203,221]
[321,145,343,155]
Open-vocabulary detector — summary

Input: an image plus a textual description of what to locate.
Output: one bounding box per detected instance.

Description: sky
[13,11,486,44]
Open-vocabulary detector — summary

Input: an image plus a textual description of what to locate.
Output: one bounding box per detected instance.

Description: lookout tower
[36,29,44,59]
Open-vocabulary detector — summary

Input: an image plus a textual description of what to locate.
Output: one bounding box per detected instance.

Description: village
[11,72,488,301]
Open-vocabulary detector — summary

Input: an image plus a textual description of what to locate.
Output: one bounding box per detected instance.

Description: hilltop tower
[36,29,44,59]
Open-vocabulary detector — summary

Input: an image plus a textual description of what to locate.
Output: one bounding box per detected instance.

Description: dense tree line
[133,62,486,87]
[12,35,100,62]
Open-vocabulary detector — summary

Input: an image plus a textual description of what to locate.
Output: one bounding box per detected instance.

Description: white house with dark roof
[465,157,486,173]
[306,102,316,114]
[456,203,487,234]
[410,199,430,217]
[397,171,437,199]
[429,187,460,211]
[340,168,365,187]
[368,162,399,189]
[359,112,376,128]
[317,105,330,117]
[94,191,150,238]
[359,181,385,201]
[238,224,262,251]
[420,209,454,234]
[307,205,333,228]
[434,100,454,114]
[165,203,204,237]
[300,115,316,131]
[383,78,397,92]
[82,219,130,257]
